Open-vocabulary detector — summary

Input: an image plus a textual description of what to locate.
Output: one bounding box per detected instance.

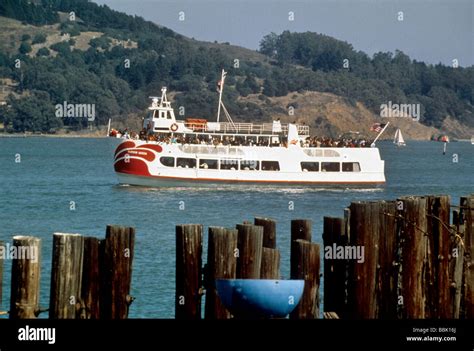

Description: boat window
[323,150,340,157]
[261,161,280,171]
[301,162,319,172]
[177,158,196,168]
[342,162,361,172]
[321,162,340,172]
[199,159,218,170]
[302,149,323,157]
[220,159,239,170]
[240,160,259,171]
[160,157,175,167]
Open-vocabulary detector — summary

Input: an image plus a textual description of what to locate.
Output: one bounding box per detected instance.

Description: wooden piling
[425,195,451,318]
[236,224,263,279]
[260,248,280,279]
[80,237,102,319]
[289,239,320,319]
[49,233,84,319]
[322,217,347,317]
[346,202,380,319]
[9,236,41,319]
[101,225,135,319]
[176,224,203,319]
[376,201,398,319]
[205,227,237,319]
[464,195,474,318]
[290,219,312,278]
[451,206,465,318]
[399,196,428,318]
[254,217,277,249]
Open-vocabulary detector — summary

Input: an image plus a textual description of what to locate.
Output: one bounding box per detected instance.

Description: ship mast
[216,69,226,123]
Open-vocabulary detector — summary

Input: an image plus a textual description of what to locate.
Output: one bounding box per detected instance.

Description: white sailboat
[471,136,474,145]
[393,128,406,147]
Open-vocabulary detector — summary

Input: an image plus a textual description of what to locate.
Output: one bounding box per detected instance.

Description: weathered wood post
[451,204,465,318]
[464,195,474,318]
[346,201,381,319]
[254,217,276,249]
[205,227,237,319]
[425,195,451,318]
[49,233,84,319]
[260,248,280,279]
[176,224,203,319]
[398,196,428,319]
[101,225,135,319]
[236,224,263,279]
[254,218,279,279]
[80,237,102,319]
[9,236,41,319]
[323,217,347,317]
[290,219,312,279]
[376,201,398,319]
[290,239,320,319]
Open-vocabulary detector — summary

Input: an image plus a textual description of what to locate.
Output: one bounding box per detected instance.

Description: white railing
[183,121,310,135]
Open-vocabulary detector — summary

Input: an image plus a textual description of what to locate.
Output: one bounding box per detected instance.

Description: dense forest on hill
[0,0,472,133]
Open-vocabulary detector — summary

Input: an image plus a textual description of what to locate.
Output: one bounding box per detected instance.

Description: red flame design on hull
[114,140,163,177]
[114,141,136,155]
[114,158,151,176]
[115,149,156,162]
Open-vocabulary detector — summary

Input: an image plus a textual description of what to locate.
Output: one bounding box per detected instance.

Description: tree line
[0,0,472,133]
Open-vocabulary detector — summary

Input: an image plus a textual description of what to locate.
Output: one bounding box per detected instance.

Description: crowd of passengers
[134,129,372,148]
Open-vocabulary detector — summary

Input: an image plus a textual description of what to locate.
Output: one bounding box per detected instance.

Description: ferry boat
[114,70,386,186]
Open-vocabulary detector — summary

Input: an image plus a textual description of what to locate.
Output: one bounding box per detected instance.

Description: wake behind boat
[113,70,386,187]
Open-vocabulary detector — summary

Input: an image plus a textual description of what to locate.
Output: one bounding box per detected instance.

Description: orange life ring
[170,123,179,132]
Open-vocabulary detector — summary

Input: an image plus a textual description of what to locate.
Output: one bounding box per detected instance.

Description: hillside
[0,0,472,139]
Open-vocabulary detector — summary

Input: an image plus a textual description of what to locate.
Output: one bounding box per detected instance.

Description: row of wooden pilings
[176,218,320,319]
[0,225,135,319]
[177,194,474,319]
[323,194,473,319]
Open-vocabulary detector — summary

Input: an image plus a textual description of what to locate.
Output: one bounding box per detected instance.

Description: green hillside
[0,0,472,135]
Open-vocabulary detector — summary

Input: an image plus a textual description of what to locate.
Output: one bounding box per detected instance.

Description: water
[0,138,472,318]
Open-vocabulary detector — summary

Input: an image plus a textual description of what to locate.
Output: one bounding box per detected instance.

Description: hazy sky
[95,0,473,67]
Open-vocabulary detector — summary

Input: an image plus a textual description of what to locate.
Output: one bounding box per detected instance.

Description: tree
[259,32,278,58]
[18,42,32,54]
[36,47,50,57]
[32,33,47,44]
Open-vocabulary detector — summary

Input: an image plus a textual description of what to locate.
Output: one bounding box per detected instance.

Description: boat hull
[116,172,385,187]
[113,140,386,187]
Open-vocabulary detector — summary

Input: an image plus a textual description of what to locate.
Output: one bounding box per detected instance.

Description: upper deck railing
[182,120,310,135]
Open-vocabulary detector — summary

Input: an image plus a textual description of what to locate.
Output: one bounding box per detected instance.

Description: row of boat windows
[160,157,361,172]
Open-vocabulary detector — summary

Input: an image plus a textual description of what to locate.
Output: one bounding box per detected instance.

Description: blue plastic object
[215,279,305,318]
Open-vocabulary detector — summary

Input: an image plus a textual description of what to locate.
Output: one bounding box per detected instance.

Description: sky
[94,0,474,67]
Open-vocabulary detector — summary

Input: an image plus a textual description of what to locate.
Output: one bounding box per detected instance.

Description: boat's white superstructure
[114,70,386,186]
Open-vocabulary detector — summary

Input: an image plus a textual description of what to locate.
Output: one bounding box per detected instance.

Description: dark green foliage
[259,31,474,128]
[32,33,47,44]
[18,41,32,54]
[0,0,59,25]
[36,47,50,57]
[3,91,63,132]
[1,1,472,133]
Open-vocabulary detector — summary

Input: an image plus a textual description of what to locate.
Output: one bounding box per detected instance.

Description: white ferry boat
[114,70,386,186]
